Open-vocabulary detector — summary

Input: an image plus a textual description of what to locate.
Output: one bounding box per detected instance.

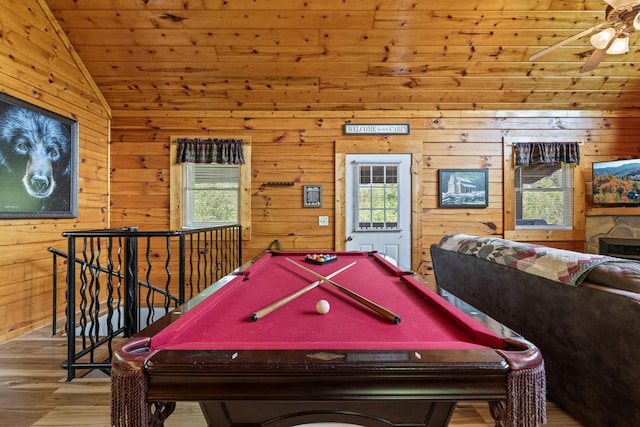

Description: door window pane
[355,164,400,230]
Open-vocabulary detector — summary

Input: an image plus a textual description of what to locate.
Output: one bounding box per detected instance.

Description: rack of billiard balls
[304,253,338,265]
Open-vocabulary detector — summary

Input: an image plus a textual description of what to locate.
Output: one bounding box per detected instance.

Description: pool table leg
[148,401,176,427]
[488,400,506,427]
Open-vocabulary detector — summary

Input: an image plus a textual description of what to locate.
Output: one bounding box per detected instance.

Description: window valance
[176,138,245,164]
[514,141,580,166]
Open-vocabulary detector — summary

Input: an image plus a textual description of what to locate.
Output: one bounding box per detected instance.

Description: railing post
[238,226,243,267]
[65,236,76,381]
[179,233,186,304]
[123,230,139,337]
[52,252,58,337]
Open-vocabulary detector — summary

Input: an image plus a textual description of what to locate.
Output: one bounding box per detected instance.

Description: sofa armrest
[585,261,640,293]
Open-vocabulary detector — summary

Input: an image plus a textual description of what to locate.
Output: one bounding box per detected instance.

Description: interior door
[345,154,411,268]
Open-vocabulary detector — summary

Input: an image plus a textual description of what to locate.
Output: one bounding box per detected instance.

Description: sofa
[430,234,640,427]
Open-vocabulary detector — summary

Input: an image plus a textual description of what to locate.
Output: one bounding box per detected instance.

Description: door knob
[346,236,353,241]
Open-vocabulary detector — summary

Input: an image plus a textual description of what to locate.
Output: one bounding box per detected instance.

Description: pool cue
[284,257,401,324]
[250,261,357,321]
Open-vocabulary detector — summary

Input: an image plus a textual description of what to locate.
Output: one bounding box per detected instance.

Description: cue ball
[316,299,330,314]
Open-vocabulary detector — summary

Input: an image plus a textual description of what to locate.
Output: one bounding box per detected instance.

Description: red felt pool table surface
[151,251,503,351]
[111,251,546,427]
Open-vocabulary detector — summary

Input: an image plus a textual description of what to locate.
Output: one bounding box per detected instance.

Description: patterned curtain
[176,138,245,164]
[514,141,580,166]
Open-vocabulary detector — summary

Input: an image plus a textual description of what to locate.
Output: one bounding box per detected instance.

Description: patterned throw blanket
[439,234,621,287]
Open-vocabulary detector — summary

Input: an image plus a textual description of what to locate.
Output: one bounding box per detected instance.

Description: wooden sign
[344,123,410,135]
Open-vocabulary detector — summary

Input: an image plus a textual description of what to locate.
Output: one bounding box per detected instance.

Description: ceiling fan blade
[580,23,629,72]
[529,23,608,61]
[579,48,609,72]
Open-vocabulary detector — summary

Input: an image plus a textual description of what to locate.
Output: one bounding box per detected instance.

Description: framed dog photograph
[439,169,488,208]
[0,93,78,218]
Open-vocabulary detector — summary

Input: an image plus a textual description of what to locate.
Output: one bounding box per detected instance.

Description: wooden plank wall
[0,0,110,342]
[110,110,640,279]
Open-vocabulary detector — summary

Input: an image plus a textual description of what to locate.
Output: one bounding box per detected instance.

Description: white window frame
[514,162,574,230]
[182,163,240,228]
[353,162,402,232]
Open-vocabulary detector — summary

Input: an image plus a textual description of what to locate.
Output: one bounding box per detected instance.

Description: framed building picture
[439,169,488,208]
[0,93,78,218]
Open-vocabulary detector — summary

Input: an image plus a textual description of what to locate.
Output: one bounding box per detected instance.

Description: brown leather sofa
[431,238,640,427]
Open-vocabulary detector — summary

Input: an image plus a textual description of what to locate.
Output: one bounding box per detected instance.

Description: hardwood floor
[0,325,585,427]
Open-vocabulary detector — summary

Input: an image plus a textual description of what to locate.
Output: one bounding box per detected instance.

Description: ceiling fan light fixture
[590,27,616,49]
[606,34,630,54]
[634,11,640,30]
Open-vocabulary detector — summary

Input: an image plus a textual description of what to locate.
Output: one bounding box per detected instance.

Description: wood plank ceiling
[44,0,640,112]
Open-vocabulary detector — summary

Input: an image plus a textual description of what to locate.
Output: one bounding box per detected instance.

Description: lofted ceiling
[44,0,640,112]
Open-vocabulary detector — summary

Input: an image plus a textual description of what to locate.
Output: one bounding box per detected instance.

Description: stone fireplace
[585,214,640,254]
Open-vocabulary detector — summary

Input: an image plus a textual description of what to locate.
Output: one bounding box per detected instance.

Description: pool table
[111,251,546,427]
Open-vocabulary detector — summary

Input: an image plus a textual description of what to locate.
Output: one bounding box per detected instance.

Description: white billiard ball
[316,299,330,314]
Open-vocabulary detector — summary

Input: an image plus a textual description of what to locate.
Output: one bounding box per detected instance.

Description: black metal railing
[49,225,242,380]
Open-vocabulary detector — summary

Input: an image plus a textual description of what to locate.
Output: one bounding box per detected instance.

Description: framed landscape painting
[439,169,488,208]
[0,93,78,218]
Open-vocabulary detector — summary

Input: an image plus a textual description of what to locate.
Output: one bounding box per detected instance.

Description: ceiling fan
[530,0,640,72]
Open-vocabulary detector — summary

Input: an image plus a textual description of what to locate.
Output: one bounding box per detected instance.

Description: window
[515,163,573,229]
[355,163,400,230]
[170,137,251,234]
[183,163,240,228]
[503,137,585,242]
